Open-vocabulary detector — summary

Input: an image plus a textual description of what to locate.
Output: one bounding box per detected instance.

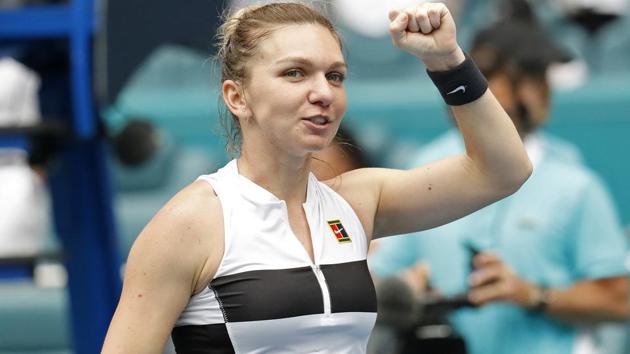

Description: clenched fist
[388,2,465,72]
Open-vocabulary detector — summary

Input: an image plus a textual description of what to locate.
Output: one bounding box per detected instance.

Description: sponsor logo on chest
[327,219,352,243]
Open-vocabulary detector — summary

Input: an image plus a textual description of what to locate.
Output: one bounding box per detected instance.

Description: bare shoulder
[102,180,224,353]
[129,179,224,294]
[149,179,222,232]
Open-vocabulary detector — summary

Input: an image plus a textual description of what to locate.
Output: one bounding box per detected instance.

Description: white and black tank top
[172,160,377,354]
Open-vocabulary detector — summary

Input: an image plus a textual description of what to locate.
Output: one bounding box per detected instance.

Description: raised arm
[332,3,531,239]
[101,181,223,353]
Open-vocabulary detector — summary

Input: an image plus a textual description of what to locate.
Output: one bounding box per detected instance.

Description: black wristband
[426,52,488,106]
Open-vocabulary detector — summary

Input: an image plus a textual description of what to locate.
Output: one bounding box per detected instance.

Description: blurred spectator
[369,2,629,354]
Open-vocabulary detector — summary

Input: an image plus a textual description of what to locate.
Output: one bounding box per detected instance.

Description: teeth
[310,116,327,125]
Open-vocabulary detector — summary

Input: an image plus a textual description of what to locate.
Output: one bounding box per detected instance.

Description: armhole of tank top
[316,177,370,254]
[196,175,232,279]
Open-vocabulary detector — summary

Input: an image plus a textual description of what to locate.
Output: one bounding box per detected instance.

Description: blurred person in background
[369,2,630,354]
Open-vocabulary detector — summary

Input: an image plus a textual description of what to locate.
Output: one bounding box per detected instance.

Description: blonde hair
[215,2,342,156]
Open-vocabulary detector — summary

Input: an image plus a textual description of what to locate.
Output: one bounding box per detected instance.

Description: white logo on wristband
[447,85,466,95]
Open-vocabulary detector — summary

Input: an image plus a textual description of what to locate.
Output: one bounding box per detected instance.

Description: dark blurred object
[26,119,67,167]
[0,119,69,168]
[471,20,573,77]
[311,125,373,180]
[375,276,472,354]
[112,119,159,167]
[109,118,178,192]
[376,276,418,332]
[568,9,620,35]
[0,0,66,8]
[101,0,226,103]
[560,0,624,35]
[557,0,626,71]
[465,242,481,276]
[335,126,371,170]
[497,0,536,22]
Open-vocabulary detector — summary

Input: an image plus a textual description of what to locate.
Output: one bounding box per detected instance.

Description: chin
[303,137,334,153]
[302,144,328,154]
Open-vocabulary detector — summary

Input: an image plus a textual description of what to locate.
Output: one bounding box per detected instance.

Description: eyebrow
[275,56,347,70]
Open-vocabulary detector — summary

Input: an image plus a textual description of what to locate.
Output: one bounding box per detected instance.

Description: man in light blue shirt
[370,5,629,354]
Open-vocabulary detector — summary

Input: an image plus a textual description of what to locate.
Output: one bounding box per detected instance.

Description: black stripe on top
[321,260,377,313]
[210,260,377,323]
[211,266,323,322]
[172,323,235,354]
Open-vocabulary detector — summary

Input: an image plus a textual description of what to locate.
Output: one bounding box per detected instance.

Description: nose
[307,74,334,107]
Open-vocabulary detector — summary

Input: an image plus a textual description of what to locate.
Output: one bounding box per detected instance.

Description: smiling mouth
[303,115,331,125]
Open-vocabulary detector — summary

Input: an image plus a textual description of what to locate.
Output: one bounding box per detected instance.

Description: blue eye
[327,72,346,83]
[286,69,304,79]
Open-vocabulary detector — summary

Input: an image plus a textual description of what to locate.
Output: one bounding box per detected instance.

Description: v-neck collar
[226,159,317,207]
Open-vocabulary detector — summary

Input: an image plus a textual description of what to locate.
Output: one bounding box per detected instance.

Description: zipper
[302,202,332,316]
[281,200,332,316]
[311,264,332,315]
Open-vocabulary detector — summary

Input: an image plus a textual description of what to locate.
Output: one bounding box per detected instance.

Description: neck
[238,142,313,204]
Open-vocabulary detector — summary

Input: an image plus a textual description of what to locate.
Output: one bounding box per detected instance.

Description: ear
[222,79,248,118]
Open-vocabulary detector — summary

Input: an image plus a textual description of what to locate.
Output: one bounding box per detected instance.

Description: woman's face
[239,24,347,157]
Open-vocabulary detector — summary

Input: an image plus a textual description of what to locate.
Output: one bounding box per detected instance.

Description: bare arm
[468,253,629,322]
[374,89,530,237]
[333,4,531,239]
[544,277,629,322]
[101,181,223,353]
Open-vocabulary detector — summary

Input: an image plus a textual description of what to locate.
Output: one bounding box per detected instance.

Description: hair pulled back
[215,2,342,155]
